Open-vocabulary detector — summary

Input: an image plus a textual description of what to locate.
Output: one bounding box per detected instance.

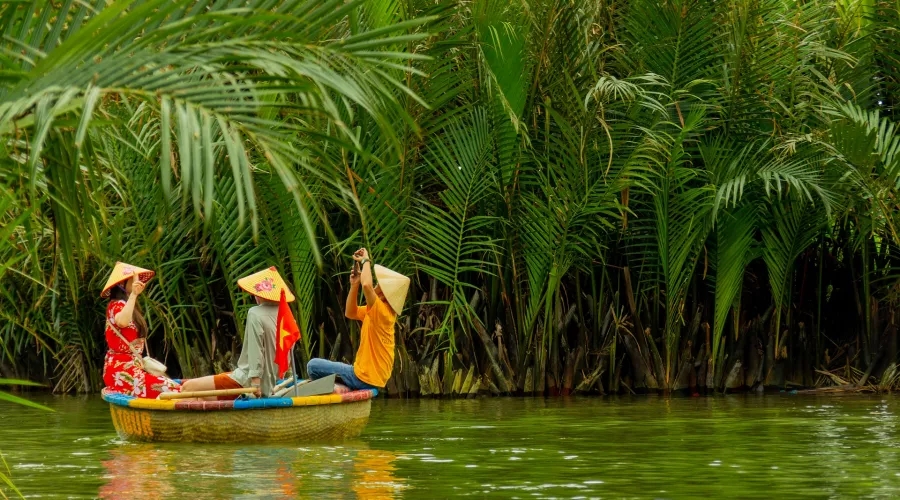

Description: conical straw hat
[374,264,409,314]
[101,262,155,298]
[238,266,295,303]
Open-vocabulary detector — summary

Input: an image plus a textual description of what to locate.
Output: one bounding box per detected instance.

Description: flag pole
[290,347,300,397]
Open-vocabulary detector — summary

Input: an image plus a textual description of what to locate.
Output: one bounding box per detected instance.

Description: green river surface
[2,394,900,498]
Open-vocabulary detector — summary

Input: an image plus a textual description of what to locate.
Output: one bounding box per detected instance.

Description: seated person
[307,248,409,391]
[101,262,181,398]
[182,267,294,400]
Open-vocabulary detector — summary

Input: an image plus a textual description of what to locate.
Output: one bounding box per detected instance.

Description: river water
[2,394,900,498]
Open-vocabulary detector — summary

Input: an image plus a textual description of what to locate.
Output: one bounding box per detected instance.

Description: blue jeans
[307,358,378,391]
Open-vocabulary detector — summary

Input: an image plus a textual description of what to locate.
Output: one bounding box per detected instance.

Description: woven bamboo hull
[109,399,371,443]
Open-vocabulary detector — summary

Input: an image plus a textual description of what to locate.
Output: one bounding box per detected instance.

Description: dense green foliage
[1,0,899,395]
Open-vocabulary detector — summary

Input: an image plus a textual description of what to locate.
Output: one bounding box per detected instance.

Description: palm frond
[628,108,714,385]
[710,204,758,374]
[412,108,499,349]
[621,0,721,104]
[761,198,824,355]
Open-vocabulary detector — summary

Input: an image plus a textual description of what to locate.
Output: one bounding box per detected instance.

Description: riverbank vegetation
[1,0,899,396]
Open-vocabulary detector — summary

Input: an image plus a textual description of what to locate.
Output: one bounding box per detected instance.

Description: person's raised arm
[354,248,377,306]
[114,280,145,328]
[345,262,361,319]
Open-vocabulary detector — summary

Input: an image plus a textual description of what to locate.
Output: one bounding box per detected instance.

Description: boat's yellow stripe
[290,394,343,406]
[128,398,177,410]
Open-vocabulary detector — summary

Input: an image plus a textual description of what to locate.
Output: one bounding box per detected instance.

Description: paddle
[273,375,337,397]
[159,387,258,400]
[274,379,310,397]
[272,376,295,393]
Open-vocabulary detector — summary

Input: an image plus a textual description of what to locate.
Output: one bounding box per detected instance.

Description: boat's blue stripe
[234,398,294,409]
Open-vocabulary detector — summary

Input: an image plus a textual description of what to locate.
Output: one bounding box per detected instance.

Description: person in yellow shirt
[307,248,409,390]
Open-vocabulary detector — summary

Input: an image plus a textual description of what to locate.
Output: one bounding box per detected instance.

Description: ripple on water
[13,463,45,470]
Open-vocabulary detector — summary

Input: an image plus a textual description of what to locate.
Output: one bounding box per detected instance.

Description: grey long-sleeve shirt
[228,303,279,397]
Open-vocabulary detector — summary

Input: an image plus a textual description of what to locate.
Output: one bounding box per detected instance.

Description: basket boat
[102,385,377,443]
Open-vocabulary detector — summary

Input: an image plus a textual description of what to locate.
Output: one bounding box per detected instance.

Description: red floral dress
[102,300,181,398]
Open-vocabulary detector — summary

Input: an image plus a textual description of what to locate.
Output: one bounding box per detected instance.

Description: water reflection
[352,449,403,498]
[96,441,403,498]
[99,446,177,498]
[275,459,300,497]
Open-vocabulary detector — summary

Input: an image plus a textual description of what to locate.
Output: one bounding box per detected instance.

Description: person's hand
[130,280,145,297]
[251,378,262,397]
[353,248,369,262]
[350,262,361,287]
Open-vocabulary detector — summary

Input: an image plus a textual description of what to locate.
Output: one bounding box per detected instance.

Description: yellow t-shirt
[352,298,397,388]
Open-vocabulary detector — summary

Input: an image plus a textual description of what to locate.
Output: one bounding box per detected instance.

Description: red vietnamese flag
[274,289,301,378]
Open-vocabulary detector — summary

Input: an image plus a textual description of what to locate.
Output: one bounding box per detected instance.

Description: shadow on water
[3,394,900,498]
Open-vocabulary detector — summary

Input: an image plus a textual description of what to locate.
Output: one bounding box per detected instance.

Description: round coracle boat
[102,385,377,443]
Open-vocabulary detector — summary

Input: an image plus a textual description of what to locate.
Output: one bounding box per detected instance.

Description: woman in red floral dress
[101,262,180,399]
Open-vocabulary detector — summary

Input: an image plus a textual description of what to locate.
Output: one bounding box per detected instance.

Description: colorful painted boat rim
[101,386,378,411]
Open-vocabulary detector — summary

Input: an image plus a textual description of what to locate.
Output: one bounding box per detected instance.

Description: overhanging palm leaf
[0,0,431,270]
[0,379,51,411]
